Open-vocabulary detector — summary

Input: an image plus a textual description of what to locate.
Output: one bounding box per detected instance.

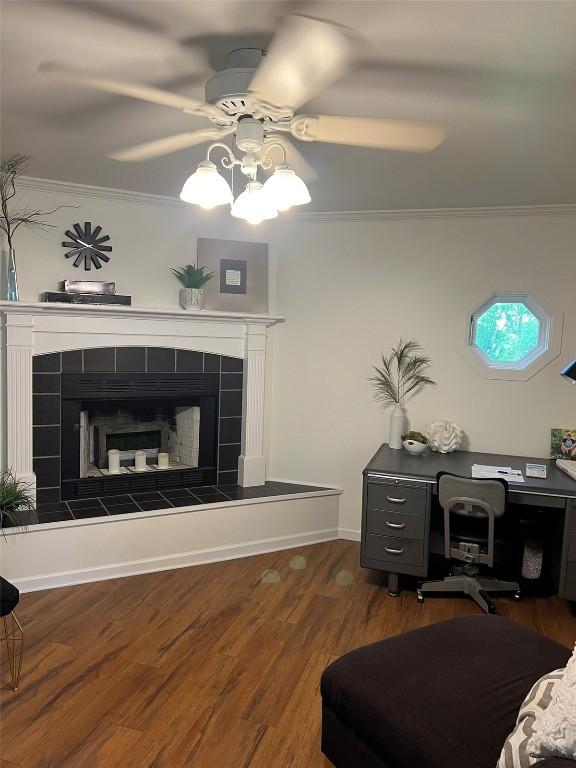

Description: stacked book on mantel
[43,281,131,306]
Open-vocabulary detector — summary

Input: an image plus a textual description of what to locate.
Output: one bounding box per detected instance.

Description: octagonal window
[470,294,551,371]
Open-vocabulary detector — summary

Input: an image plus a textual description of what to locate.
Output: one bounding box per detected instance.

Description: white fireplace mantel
[0,301,284,493]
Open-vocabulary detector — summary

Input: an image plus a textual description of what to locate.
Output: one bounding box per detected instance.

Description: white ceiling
[2,0,576,211]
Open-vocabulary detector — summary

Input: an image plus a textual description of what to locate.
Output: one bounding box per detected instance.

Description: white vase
[5,248,18,301]
[179,287,205,311]
[389,405,406,450]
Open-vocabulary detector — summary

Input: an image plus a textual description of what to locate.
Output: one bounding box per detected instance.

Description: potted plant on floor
[0,471,35,531]
[369,339,436,450]
[171,264,214,311]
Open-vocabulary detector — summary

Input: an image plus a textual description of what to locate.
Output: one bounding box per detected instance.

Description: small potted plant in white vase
[171,264,214,311]
[402,431,430,456]
[369,339,436,450]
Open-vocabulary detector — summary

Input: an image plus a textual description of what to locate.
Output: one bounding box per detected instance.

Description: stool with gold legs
[1,576,23,691]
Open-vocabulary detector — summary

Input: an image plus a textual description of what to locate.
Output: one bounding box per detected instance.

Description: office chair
[417,472,520,614]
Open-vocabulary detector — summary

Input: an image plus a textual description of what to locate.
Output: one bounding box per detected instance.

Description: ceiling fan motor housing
[205,67,255,115]
[204,48,292,125]
[204,49,264,117]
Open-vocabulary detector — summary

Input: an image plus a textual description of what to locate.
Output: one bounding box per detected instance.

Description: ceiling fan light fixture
[262,165,311,211]
[231,181,278,225]
[180,160,233,209]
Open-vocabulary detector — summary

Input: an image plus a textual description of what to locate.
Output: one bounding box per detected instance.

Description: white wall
[2,179,274,307]
[268,214,576,535]
[2,179,576,539]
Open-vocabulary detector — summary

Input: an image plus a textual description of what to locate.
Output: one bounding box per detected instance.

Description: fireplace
[32,347,244,502]
[2,302,281,500]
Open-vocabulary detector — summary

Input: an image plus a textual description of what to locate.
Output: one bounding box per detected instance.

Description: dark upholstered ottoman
[321,615,572,768]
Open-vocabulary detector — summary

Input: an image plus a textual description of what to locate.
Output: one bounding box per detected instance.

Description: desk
[362,445,576,600]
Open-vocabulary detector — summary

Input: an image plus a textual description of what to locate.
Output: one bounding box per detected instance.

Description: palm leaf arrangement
[370,339,436,409]
[171,264,214,289]
[0,154,66,248]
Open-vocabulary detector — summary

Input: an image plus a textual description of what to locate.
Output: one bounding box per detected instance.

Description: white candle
[134,450,147,471]
[158,452,169,469]
[108,449,120,474]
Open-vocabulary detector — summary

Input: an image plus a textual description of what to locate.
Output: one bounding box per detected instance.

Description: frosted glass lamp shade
[262,165,311,211]
[180,161,233,209]
[231,181,278,225]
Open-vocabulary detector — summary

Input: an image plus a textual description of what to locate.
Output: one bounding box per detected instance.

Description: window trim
[463,290,564,382]
[469,293,549,371]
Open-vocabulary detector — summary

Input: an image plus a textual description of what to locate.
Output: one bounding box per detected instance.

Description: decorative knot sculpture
[427,420,464,453]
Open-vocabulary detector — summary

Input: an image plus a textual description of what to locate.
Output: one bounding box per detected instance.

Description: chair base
[417,575,520,614]
[2,611,24,691]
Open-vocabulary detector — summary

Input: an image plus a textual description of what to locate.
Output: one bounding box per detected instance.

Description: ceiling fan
[39,14,446,223]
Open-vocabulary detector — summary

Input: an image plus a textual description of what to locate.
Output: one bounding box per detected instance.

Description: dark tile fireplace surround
[32,347,244,505]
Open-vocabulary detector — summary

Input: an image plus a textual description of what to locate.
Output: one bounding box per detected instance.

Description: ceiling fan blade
[38,61,225,120]
[263,137,317,182]
[290,115,446,152]
[249,15,352,111]
[109,128,234,162]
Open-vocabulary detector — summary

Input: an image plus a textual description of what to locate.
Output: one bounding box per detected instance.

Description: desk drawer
[568,534,576,562]
[567,563,576,591]
[365,534,424,567]
[568,506,576,535]
[367,483,426,516]
[366,509,426,540]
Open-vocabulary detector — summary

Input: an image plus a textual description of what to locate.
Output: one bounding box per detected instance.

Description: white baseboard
[13,528,339,593]
[338,528,361,541]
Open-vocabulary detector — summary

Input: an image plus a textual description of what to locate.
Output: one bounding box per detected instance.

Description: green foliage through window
[473,302,540,363]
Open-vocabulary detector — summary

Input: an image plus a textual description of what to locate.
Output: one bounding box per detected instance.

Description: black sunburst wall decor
[62,222,112,270]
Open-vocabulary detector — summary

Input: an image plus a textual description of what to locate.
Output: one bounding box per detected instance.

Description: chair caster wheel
[388,591,399,598]
[417,590,424,604]
[479,588,497,614]
[514,590,522,601]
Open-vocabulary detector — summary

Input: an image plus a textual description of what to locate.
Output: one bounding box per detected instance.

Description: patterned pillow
[496,668,565,768]
[528,644,576,760]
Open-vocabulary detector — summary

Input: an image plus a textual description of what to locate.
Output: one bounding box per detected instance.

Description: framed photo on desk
[550,427,576,460]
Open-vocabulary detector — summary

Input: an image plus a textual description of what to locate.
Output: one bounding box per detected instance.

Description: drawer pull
[386,496,407,504]
[384,546,405,555]
[385,520,406,530]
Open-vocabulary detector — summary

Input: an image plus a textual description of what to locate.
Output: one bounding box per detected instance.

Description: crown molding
[285,204,576,222]
[19,176,194,211]
[19,176,576,221]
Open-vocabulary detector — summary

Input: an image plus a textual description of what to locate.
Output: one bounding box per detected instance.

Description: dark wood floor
[1,540,575,768]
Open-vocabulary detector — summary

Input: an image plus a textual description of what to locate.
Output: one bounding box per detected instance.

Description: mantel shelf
[0,301,284,326]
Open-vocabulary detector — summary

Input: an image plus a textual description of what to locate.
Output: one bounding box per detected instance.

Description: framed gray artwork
[197,238,268,313]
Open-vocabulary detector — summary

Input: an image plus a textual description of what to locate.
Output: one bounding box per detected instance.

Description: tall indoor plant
[171,264,214,310]
[0,154,64,301]
[370,339,436,449]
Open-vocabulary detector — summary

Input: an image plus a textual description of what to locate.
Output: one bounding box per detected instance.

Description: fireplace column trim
[239,323,267,487]
[5,313,36,498]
